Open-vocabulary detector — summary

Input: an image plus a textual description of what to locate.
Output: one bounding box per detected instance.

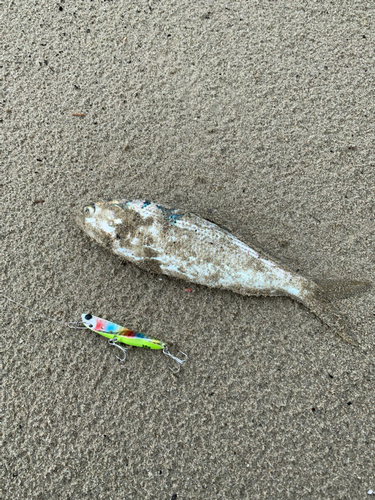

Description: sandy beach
[1,1,374,498]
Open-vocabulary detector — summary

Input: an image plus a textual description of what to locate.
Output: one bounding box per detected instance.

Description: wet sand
[1,1,374,498]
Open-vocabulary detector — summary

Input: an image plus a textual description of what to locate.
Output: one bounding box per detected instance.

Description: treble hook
[163,346,187,373]
[108,338,127,362]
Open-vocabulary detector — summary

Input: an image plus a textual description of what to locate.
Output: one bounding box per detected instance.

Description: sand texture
[1,1,374,499]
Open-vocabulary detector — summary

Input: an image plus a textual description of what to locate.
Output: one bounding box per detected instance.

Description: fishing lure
[81,313,187,373]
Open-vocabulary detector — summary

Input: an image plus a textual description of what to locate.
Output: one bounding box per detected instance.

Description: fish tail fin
[314,279,372,300]
[301,287,357,345]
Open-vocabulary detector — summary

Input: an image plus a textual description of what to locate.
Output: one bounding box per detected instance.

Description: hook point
[108,338,127,362]
[163,347,187,373]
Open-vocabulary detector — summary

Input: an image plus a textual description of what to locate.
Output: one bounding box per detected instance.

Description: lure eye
[85,314,93,320]
[83,205,95,216]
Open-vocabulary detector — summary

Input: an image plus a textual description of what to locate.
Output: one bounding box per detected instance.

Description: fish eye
[85,314,93,320]
[83,204,95,216]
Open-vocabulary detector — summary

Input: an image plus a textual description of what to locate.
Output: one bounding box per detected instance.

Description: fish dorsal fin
[204,217,232,233]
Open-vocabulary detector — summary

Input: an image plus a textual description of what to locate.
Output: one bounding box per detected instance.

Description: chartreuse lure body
[81,313,186,372]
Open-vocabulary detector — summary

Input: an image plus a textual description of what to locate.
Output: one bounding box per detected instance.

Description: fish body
[77,199,363,342]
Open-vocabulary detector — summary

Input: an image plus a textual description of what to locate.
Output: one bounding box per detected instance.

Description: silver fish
[77,199,369,343]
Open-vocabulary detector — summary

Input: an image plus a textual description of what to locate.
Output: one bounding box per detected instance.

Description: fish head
[77,199,164,270]
[76,200,127,248]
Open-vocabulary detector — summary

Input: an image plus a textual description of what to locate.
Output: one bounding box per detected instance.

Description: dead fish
[77,199,370,343]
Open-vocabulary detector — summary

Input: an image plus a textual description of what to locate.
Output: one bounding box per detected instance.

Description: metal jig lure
[80,313,187,373]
